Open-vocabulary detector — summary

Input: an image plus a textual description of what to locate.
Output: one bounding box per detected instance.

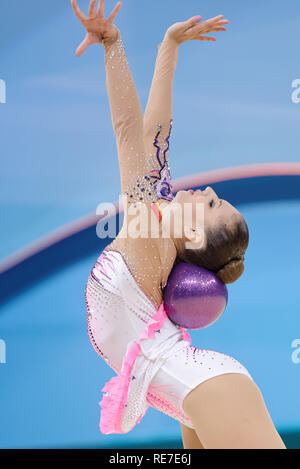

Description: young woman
[71,0,286,449]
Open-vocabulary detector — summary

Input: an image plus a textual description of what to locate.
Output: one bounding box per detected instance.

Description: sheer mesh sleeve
[103,28,156,205]
[103,28,178,205]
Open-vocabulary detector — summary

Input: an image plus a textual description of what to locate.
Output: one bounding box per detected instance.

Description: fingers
[184,14,228,40]
[199,26,227,34]
[214,19,229,26]
[184,15,202,31]
[88,0,97,17]
[71,0,88,22]
[201,19,229,30]
[76,36,91,56]
[196,19,228,36]
[209,27,227,32]
[107,1,122,24]
[97,0,104,16]
[205,14,225,24]
[197,36,216,42]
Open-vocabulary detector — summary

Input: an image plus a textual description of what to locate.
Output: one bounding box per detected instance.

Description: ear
[184,225,197,241]
[183,225,205,250]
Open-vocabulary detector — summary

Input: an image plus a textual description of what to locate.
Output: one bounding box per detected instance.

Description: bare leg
[182,373,286,449]
[180,423,204,449]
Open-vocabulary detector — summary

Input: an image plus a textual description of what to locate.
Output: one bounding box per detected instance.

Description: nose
[203,186,215,196]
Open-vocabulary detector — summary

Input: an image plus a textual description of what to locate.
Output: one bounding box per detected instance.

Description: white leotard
[85,249,253,434]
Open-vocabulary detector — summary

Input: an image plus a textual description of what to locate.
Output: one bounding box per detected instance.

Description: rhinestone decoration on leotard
[85,275,112,365]
[182,344,245,372]
[124,174,157,205]
[124,119,174,204]
[148,119,174,201]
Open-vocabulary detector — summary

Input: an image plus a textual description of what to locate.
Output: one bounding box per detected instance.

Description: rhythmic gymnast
[71,0,286,449]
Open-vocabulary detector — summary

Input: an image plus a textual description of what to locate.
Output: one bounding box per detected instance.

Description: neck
[158,199,183,258]
[156,202,179,280]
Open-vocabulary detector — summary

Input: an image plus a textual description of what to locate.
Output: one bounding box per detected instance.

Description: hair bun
[216,257,244,284]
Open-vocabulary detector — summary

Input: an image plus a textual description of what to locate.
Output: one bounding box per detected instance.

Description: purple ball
[163,262,228,330]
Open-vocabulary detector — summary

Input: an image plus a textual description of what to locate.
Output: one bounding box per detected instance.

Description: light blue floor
[0,199,299,448]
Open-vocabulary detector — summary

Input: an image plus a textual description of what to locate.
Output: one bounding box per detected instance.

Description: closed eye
[209,199,223,208]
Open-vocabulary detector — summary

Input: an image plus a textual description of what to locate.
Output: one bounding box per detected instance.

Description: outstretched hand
[165,14,229,44]
[71,0,122,56]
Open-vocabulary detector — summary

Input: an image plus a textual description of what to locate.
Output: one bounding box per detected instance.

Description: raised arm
[142,14,229,201]
[71,2,228,206]
[71,0,160,206]
[102,28,159,204]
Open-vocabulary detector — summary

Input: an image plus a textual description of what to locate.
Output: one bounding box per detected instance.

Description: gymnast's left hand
[71,0,122,56]
[165,14,229,45]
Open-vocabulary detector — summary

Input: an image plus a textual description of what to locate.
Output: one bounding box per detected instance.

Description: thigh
[180,423,204,449]
[148,343,254,432]
[182,373,286,449]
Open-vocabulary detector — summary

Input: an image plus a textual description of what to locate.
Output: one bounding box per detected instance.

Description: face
[163,186,242,248]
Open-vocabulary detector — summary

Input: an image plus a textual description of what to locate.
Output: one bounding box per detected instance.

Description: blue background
[0,0,300,448]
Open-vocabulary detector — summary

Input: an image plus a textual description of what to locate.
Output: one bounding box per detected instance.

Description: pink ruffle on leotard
[99,303,191,434]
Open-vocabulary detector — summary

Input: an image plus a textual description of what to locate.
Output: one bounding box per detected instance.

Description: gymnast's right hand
[71,0,122,56]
